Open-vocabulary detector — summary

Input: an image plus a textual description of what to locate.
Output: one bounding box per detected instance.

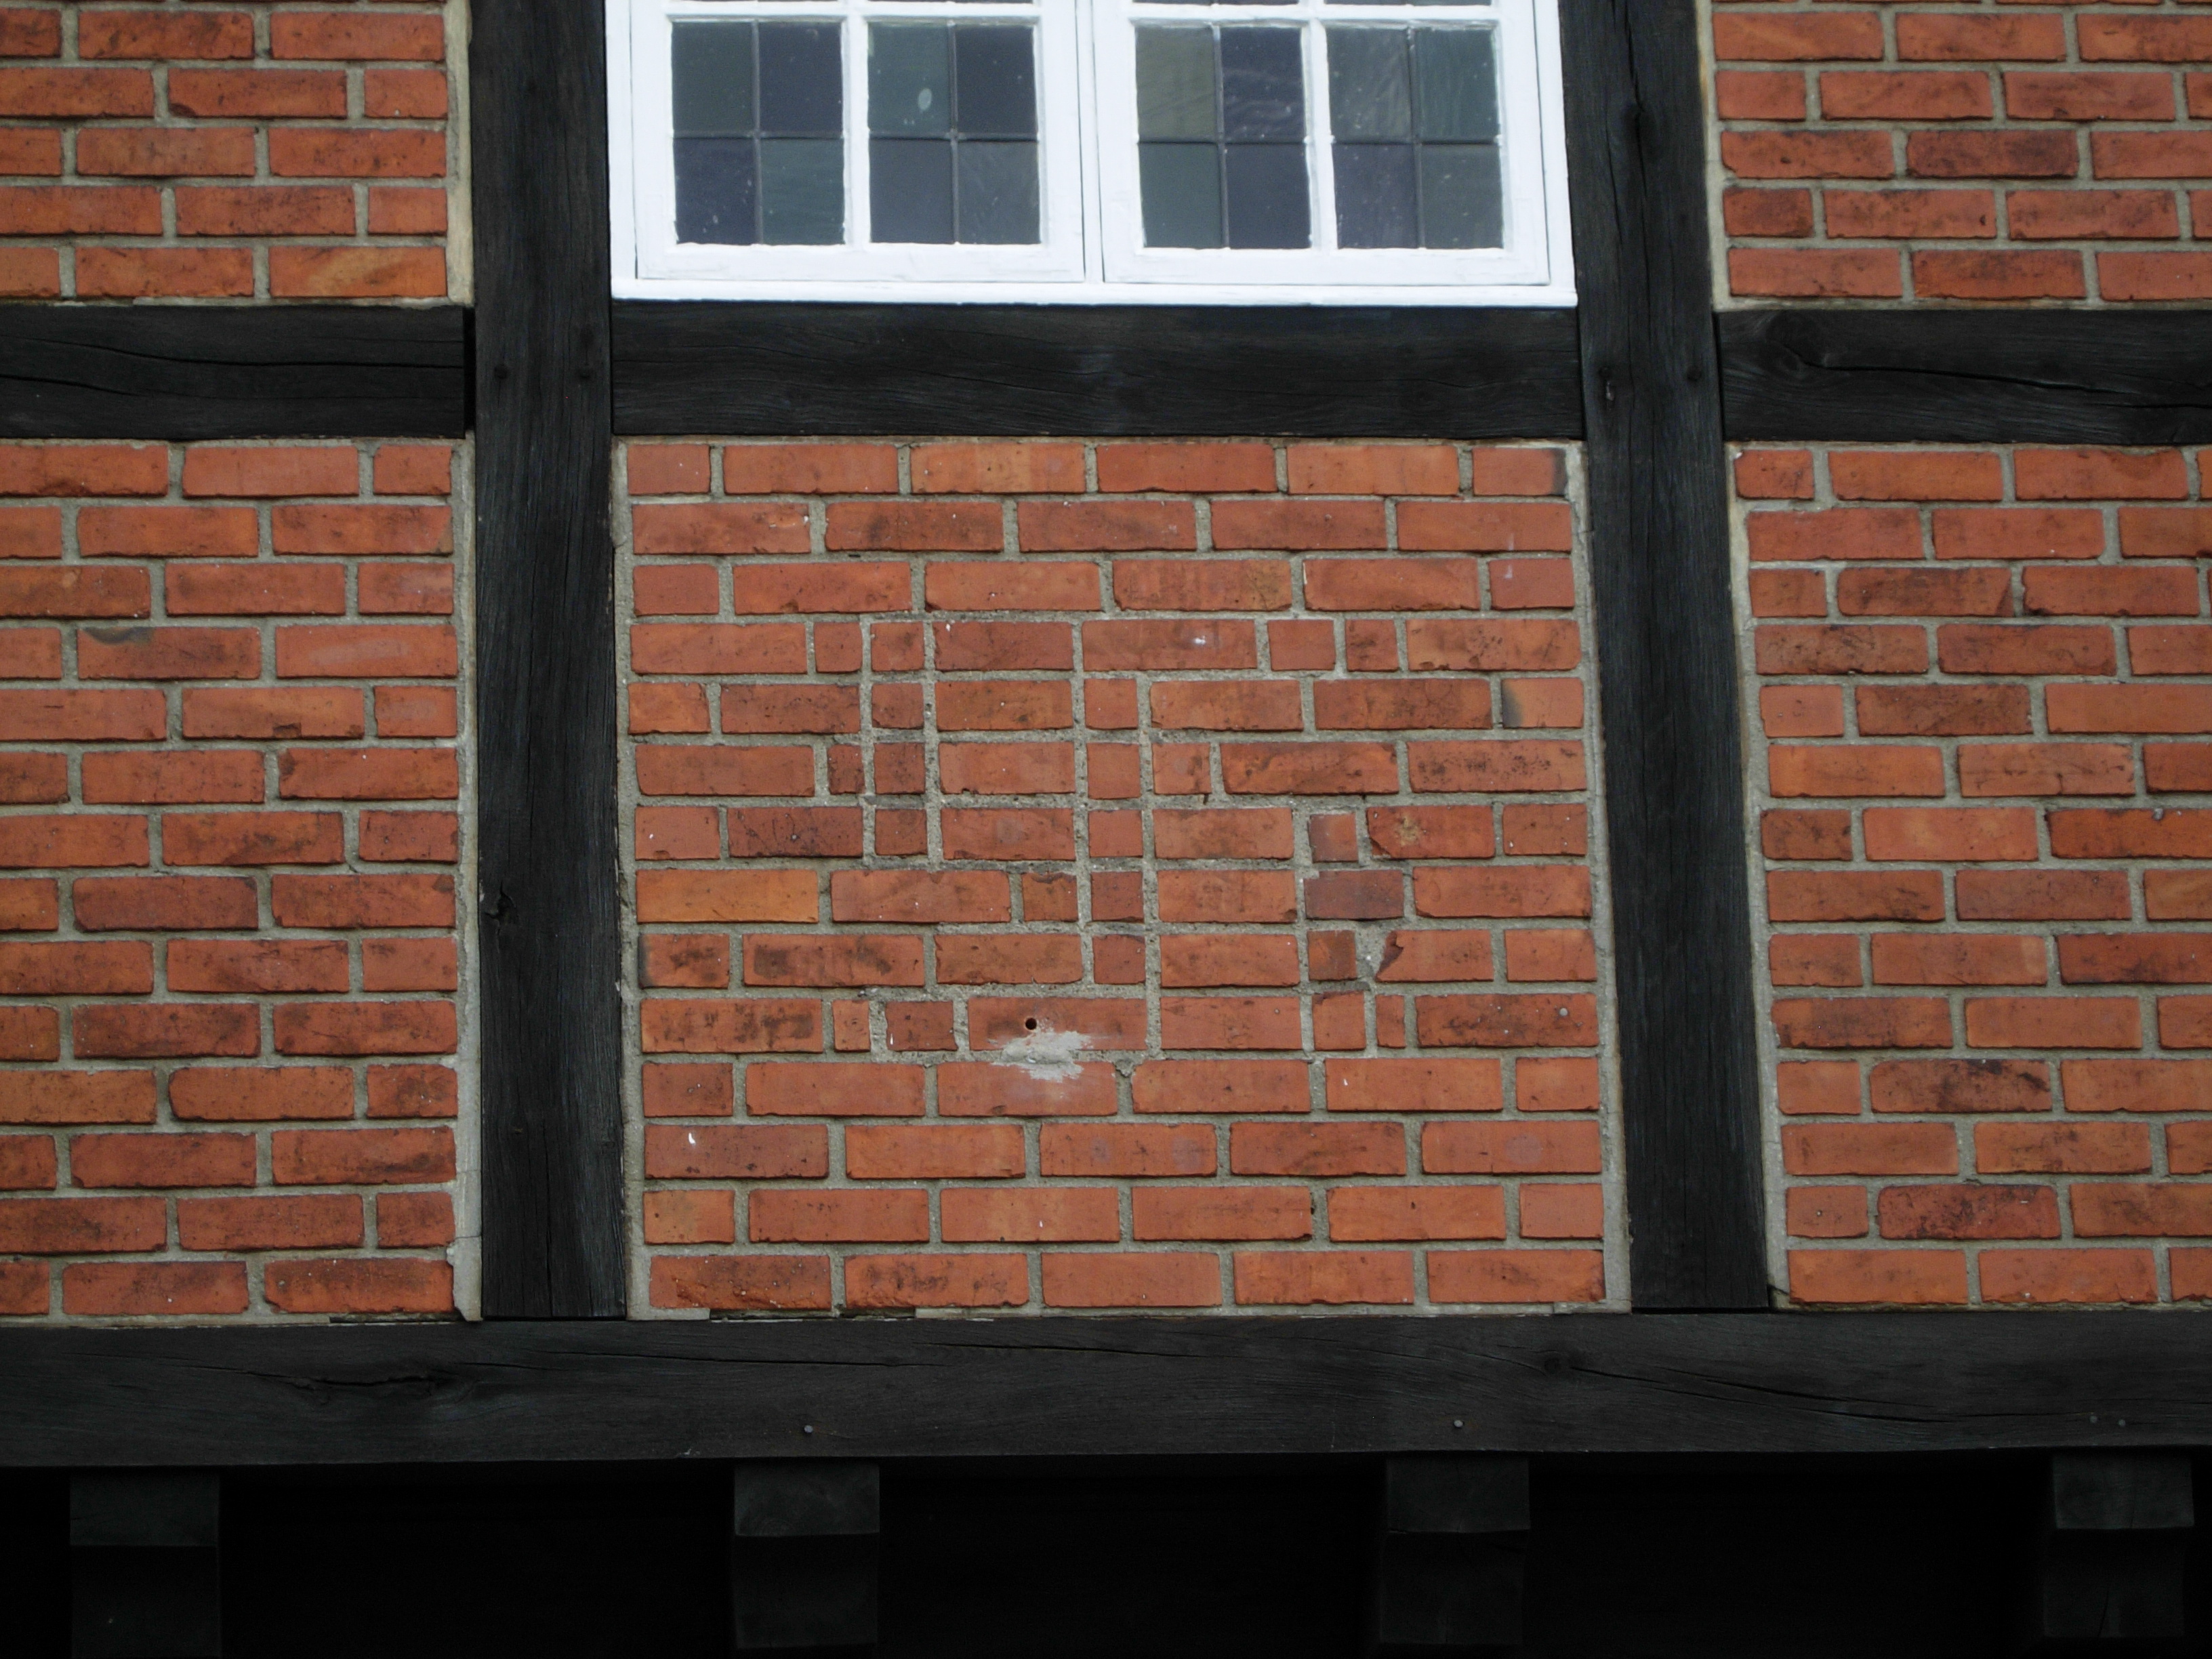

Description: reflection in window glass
[672,20,844,246]
[1135,25,1310,251]
[869,22,1041,245]
[1327,24,1500,249]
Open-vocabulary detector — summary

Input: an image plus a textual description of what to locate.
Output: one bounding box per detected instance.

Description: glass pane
[1225,142,1308,248]
[1221,28,1304,142]
[760,137,844,243]
[760,22,843,137]
[871,137,954,243]
[1420,142,1501,247]
[1413,27,1496,143]
[870,22,949,138]
[675,136,758,244]
[1136,27,1216,141]
[1326,28,1410,142]
[1334,143,1415,247]
[672,22,754,137]
[1140,142,1222,247]
[954,24,1037,139]
[958,140,1040,243]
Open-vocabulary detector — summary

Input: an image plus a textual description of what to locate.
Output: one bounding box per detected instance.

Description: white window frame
[609,0,1575,305]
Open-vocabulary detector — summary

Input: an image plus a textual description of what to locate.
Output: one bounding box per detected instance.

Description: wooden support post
[731,1462,880,1655]
[70,1473,221,1659]
[2023,1452,2197,1654]
[1368,1456,1529,1657]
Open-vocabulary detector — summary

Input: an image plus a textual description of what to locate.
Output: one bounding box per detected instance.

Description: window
[610,0,1572,303]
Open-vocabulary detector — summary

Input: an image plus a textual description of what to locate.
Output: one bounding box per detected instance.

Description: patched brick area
[621,439,1617,1316]
[1715,2,2212,302]
[0,440,466,1319]
[0,1,453,300]
[1740,443,2212,1307]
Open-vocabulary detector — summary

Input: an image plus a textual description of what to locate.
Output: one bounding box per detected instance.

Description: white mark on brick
[992,1023,1088,1080]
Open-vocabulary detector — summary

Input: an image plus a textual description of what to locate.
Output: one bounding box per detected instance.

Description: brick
[1234,1252,1414,1307]
[1788,1250,1966,1307]
[724,444,897,495]
[1428,1250,1604,1305]
[2072,1185,2212,1239]
[650,1256,830,1311]
[1772,997,1952,1050]
[642,1124,826,1181]
[63,1262,248,1317]
[846,1254,1029,1310]
[264,1258,451,1315]
[1976,1123,2151,1176]
[1965,998,2142,1051]
[1328,1186,1502,1242]
[1786,1187,1868,1240]
[167,940,347,995]
[271,1128,453,1187]
[0,1195,163,1253]
[638,999,822,1056]
[2062,1059,2212,1115]
[1422,1121,1600,1176]
[170,1066,350,1123]
[1041,1253,1221,1309]
[70,1132,253,1190]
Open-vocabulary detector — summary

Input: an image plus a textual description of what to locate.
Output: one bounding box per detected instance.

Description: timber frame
[5,0,2212,1462]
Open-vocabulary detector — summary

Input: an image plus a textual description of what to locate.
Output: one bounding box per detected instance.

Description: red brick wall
[1715,1,2212,302]
[1741,443,2212,1307]
[621,438,1616,1317]
[0,1,453,300]
[0,439,466,1320]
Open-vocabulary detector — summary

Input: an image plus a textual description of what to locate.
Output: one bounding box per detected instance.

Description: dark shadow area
[3,1454,2200,1658]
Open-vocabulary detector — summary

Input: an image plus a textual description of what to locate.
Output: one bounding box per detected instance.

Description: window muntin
[611,0,1571,302]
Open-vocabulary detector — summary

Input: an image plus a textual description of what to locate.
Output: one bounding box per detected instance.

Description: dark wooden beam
[3,1314,2211,1469]
[611,302,1585,438]
[1562,0,1769,1309]
[2025,1452,2196,1653]
[0,304,467,440]
[471,0,626,1316]
[1720,308,2212,446]
[1370,1457,1528,1656]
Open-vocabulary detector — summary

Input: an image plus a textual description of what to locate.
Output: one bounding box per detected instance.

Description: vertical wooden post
[471,0,627,1317]
[1560,0,1770,1310]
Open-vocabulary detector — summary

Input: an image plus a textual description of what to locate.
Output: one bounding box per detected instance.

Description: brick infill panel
[0,438,466,1322]
[621,438,1620,1317]
[0,2,453,300]
[1715,1,2212,304]
[1740,442,2212,1308]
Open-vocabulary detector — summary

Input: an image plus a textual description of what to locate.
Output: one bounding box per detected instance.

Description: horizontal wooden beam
[611,302,1586,438]
[0,304,470,441]
[1719,307,2212,446]
[0,1313,2206,1469]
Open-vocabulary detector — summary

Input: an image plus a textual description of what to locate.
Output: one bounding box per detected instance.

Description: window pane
[1332,143,1414,247]
[1136,27,1216,141]
[954,24,1037,139]
[1140,142,1222,247]
[958,141,1040,243]
[672,22,754,137]
[872,136,954,243]
[870,22,949,138]
[1225,142,1308,247]
[1412,26,1496,143]
[760,137,844,243]
[760,22,843,138]
[1419,142,1500,247]
[1220,27,1303,142]
[675,136,758,244]
[1326,27,1409,142]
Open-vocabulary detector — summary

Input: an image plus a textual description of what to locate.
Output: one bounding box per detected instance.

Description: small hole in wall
[1025,1018,1038,1031]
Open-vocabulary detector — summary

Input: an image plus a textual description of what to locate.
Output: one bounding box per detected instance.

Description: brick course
[621,439,1618,1316]
[0,1,453,300]
[1715,1,2212,302]
[1740,443,2212,1305]
[0,439,465,1319]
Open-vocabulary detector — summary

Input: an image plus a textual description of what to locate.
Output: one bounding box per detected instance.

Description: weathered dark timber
[731,1465,881,1653]
[2029,1454,2197,1650]
[1563,0,1768,1307]
[1721,308,2212,445]
[0,304,466,439]
[472,0,626,1316]
[611,302,1585,438]
[1,1315,2211,1469]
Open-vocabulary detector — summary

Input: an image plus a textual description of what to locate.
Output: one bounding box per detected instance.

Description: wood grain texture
[1721,308,2212,445]
[1,1315,2208,1467]
[612,302,1586,438]
[472,0,626,1317]
[0,304,467,439]
[1563,0,1768,1309]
